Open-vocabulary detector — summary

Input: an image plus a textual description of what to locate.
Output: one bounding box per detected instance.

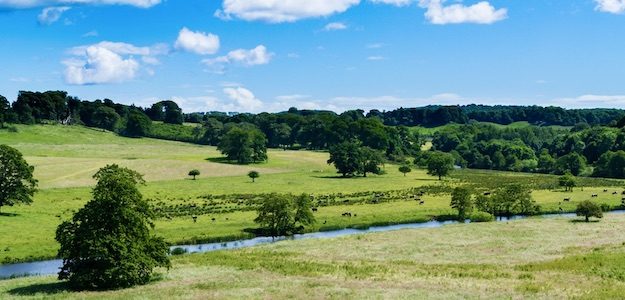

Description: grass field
[1,124,624,265]
[3,213,625,299]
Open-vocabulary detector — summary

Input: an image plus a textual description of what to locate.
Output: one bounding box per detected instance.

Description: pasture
[0,124,624,264]
[3,213,625,298]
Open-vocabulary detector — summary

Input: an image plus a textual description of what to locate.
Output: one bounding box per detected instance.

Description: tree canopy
[426,151,455,180]
[218,127,268,164]
[55,165,170,290]
[0,145,37,214]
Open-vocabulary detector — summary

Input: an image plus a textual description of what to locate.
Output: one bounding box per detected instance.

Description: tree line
[428,122,625,179]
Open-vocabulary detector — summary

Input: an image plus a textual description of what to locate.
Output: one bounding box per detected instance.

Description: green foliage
[398,165,412,176]
[327,141,385,177]
[555,152,587,176]
[55,165,170,290]
[593,151,625,179]
[124,110,152,137]
[426,151,455,180]
[468,211,494,222]
[451,187,474,220]
[91,106,121,132]
[0,145,37,213]
[558,173,577,192]
[576,200,603,222]
[478,184,539,217]
[188,169,200,180]
[0,95,9,128]
[218,127,268,164]
[248,170,260,182]
[254,193,317,236]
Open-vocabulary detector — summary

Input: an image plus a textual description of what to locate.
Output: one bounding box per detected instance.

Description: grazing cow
[323,220,327,224]
[613,192,619,195]
[211,218,216,222]
[559,207,563,212]
[484,192,491,196]
[372,199,379,204]
[622,191,625,195]
[312,207,318,212]
[419,200,425,205]
[343,199,350,204]
[563,198,570,202]
[592,194,598,198]
[353,214,358,217]
[604,189,609,192]
[192,215,197,223]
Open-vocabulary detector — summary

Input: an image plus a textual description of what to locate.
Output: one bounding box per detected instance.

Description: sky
[1,0,625,113]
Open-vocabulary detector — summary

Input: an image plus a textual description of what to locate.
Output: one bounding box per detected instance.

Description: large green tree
[490,184,539,216]
[91,106,121,132]
[576,200,603,222]
[254,193,316,236]
[218,127,268,164]
[426,151,455,180]
[55,165,170,290]
[0,145,37,214]
[328,141,384,177]
[593,151,625,179]
[451,187,473,220]
[123,110,152,137]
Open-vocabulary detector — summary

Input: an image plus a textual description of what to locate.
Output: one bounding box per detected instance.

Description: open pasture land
[3,213,625,299]
[1,125,624,264]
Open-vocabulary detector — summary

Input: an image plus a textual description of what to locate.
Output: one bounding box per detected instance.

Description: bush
[170,247,187,256]
[469,212,495,223]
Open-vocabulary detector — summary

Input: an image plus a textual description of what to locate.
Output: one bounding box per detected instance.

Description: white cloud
[595,0,625,14]
[63,41,167,85]
[82,30,98,37]
[203,45,273,70]
[419,0,507,25]
[215,0,361,23]
[0,0,160,9]
[64,46,139,85]
[37,6,70,25]
[549,94,625,108]
[370,0,411,7]
[223,87,264,112]
[174,27,220,55]
[324,22,347,31]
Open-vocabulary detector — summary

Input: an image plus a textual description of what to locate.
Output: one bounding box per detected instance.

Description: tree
[359,147,384,177]
[399,165,412,176]
[0,95,9,128]
[558,173,577,192]
[248,170,260,182]
[124,110,152,137]
[55,165,169,290]
[491,184,538,216]
[0,145,37,214]
[451,187,473,220]
[576,200,603,222]
[254,194,294,237]
[91,106,121,131]
[327,141,361,177]
[254,193,316,237]
[555,152,587,176]
[188,169,200,180]
[218,127,268,164]
[426,151,455,180]
[593,151,625,179]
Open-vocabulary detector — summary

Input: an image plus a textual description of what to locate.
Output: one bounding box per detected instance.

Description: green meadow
[3,213,625,299]
[1,125,624,265]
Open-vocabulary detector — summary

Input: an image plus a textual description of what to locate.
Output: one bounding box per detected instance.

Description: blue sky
[1,0,625,113]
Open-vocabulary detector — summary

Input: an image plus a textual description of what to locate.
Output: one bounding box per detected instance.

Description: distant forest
[3,90,625,179]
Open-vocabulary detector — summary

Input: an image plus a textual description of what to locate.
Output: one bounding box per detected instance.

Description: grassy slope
[0,124,623,264]
[3,214,625,299]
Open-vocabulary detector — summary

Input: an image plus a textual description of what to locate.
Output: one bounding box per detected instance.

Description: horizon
[2,1,625,113]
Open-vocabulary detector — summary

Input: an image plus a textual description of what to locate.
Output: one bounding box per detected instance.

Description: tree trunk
[586,216,589,222]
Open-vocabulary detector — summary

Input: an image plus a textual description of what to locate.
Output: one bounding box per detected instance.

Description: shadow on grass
[205,157,266,166]
[0,212,19,217]
[7,282,69,296]
[570,219,602,223]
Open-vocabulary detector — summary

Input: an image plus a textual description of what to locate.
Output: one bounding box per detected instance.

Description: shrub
[469,212,495,223]
[170,247,187,256]
[576,200,603,222]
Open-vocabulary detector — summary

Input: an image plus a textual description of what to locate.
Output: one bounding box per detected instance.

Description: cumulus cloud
[63,41,168,85]
[174,27,220,55]
[215,0,361,23]
[37,6,70,25]
[203,45,273,71]
[323,22,347,31]
[223,87,264,112]
[419,0,507,25]
[0,0,160,9]
[595,0,625,14]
